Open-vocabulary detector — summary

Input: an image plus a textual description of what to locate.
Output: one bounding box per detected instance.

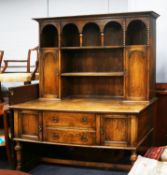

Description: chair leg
[0,82,4,102]
[3,110,12,162]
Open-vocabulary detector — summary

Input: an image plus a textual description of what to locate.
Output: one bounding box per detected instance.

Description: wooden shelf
[40,45,147,50]
[61,46,124,50]
[61,72,125,77]
[41,47,59,49]
[126,45,147,47]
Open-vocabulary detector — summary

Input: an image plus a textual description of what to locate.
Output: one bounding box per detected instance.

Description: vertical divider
[80,33,83,47]
[101,32,104,46]
[123,19,127,99]
[58,22,62,99]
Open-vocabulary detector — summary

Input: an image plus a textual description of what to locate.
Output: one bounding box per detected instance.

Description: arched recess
[82,23,101,46]
[126,20,147,45]
[62,23,80,46]
[41,24,58,47]
[104,22,123,46]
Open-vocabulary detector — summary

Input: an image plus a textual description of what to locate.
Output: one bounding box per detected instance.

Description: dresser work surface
[10,98,153,113]
[12,97,156,171]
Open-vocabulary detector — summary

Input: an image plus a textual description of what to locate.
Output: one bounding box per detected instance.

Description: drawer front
[44,129,96,145]
[43,112,96,129]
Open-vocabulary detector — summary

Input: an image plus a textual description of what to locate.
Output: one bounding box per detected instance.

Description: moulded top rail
[33,11,159,22]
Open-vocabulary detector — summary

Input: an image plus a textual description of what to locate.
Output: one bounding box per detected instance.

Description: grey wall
[48,0,128,16]
[128,0,167,82]
[0,0,46,64]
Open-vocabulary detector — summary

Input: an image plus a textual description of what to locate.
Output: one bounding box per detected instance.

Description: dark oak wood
[61,49,123,73]
[10,98,155,113]
[61,72,125,76]
[43,112,96,129]
[154,83,167,146]
[10,11,159,170]
[8,83,39,105]
[40,48,59,98]
[126,46,147,100]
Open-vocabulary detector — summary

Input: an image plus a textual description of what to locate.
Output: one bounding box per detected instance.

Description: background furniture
[0,84,39,167]
[154,83,167,146]
[0,46,39,84]
[11,11,159,170]
[0,103,11,162]
[0,50,4,101]
[0,50,4,68]
[0,47,39,102]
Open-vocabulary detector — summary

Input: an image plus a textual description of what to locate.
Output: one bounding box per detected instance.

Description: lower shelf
[61,72,125,77]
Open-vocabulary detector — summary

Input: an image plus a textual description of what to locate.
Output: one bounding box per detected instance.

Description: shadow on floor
[30,164,127,175]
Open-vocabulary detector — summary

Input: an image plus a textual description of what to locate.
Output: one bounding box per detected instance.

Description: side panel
[126,46,148,100]
[40,48,60,99]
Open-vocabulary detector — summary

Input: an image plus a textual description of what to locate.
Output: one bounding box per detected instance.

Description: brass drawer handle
[38,126,42,132]
[52,133,59,139]
[52,116,59,123]
[80,134,88,142]
[81,117,88,124]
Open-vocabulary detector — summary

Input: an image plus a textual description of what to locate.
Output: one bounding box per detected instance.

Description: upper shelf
[42,45,146,50]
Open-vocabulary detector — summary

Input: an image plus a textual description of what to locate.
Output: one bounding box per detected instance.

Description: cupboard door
[40,48,59,99]
[17,110,42,141]
[101,115,130,147]
[126,46,147,100]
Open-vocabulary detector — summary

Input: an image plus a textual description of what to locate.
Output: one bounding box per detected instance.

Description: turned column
[79,33,83,47]
[15,141,22,170]
[130,150,137,164]
[101,32,104,46]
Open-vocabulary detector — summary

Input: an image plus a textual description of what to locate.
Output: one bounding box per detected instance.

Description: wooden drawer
[43,112,96,129]
[44,129,96,145]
